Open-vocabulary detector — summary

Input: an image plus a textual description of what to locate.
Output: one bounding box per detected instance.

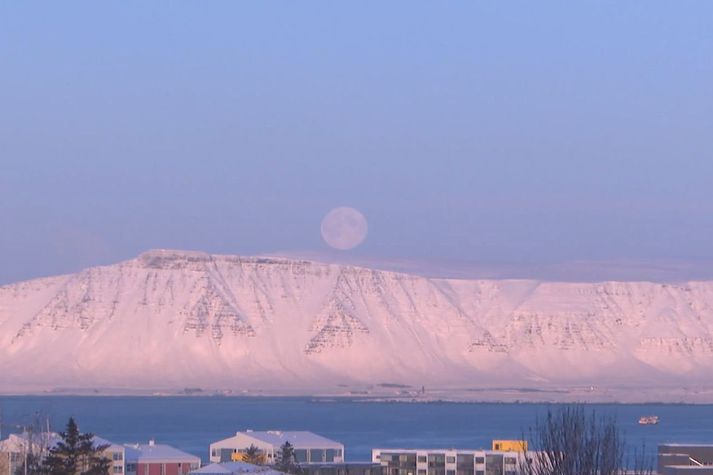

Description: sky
[1,2,713,284]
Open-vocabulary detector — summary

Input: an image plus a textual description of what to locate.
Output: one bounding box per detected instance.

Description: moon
[320,207,368,250]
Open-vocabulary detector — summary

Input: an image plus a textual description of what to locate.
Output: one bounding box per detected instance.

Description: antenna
[46,415,50,452]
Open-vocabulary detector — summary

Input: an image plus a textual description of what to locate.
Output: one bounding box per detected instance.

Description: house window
[113,452,124,461]
[113,467,123,474]
[446,457,455,464]
[447,470,455,475]
[418,456,427,463]
[475,458,484,464]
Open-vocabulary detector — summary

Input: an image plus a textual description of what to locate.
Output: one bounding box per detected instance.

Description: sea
[1,397,712,464]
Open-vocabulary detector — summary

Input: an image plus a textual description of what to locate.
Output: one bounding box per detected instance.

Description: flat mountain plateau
[1,250,712,402]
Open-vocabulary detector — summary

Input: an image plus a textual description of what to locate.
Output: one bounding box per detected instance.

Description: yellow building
[492,440,528,452]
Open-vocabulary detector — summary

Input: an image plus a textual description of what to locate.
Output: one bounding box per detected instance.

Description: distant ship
[639,415,659,425]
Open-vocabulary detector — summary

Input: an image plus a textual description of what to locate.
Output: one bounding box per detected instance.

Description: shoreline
[2,385,713,404]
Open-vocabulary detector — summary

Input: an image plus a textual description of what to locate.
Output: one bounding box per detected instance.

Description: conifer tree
[38,417,110,475]
[275,441,301,474]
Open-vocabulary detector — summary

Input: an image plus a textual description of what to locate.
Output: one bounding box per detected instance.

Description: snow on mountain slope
[1,249,712,393]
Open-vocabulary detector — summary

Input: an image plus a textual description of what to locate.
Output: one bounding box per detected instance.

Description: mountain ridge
[1,249,712,400]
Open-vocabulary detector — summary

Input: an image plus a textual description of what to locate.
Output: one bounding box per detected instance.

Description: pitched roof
[0,432,121,452]
[239,431,342,448]
[124,442,200,462]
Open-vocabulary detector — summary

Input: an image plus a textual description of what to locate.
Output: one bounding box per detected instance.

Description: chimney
[149,439,155,446]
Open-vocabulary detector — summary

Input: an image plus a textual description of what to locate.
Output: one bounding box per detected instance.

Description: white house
[209,431,344,465]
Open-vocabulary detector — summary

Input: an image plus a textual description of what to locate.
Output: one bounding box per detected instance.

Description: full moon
[320,207,368,250]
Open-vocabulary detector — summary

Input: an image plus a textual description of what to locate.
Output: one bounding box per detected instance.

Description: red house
[124,440,201,475]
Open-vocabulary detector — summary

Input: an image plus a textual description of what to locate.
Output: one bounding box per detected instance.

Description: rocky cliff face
[1,249,712,392]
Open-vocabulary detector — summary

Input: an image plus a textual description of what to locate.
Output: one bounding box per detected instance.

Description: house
[372,447,533,475]
[124,440,201,475]
[659,443,713,475]
[209,431,344,465]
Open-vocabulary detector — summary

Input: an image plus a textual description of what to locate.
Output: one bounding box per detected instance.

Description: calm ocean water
[1,397,711,463]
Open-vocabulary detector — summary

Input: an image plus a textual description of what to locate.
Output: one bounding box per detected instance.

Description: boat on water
[639,415,659,425]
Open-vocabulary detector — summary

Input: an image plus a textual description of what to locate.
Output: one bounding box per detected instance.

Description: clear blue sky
[1,2,712,283]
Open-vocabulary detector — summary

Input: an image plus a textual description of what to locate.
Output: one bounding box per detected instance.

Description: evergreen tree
[81,450,112,475]
[243,444,264,465]
[38,418,110,475]
[275,441,301,474]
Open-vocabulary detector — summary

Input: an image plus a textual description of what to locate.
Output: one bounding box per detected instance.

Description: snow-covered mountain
[1,249,712,396]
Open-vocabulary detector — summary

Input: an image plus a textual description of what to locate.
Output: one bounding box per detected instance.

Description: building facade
[96,436,127,475]
[124,440,201,475]
[490,441,527,453]
[209,431,344,465]
[298,462,385,475]
[372,449,530,475]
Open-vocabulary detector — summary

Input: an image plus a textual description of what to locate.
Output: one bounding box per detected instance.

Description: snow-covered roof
[1,431,62,450]
[0,432,121,452]
[238,431,342,448]
[124,442,200,462]
[91,435,123,450]
[190,462,286,475]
